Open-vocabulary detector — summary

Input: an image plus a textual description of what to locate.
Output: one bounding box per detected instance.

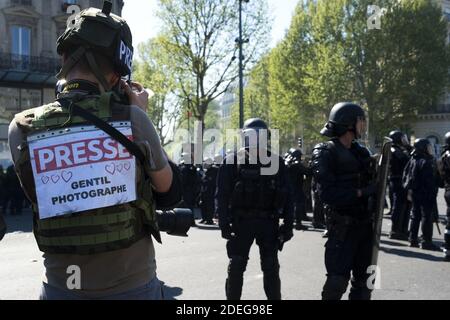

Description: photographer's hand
[121,80,148,112]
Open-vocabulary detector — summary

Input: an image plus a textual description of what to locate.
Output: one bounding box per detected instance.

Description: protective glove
[279,224,293,242]
[220,223,235,240]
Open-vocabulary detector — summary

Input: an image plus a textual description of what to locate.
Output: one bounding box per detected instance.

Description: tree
[156,0,271,127]
[269,0,449,147]
[134,38,182,146]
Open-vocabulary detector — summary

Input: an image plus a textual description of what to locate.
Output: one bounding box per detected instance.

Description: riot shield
[370,138,393,267]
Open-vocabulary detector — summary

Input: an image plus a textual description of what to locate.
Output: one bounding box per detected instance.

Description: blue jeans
[39,277,164,300]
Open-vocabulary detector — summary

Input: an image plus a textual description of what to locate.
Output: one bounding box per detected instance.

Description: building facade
[0,0,124,166]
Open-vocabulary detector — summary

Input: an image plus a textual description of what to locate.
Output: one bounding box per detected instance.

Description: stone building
[0,0,124,166]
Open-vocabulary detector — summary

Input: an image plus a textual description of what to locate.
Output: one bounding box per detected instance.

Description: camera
[157,208,194,237]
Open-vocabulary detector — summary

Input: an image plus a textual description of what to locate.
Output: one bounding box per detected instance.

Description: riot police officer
[403,139,440,251]
[312,102,377,300]
[439,132,450,261]
[8,2,181,300]
[388,131,411,240]
[179,152,202,221]
[284,148,310,230]
[216,118,294,300]
[200,158,218,225]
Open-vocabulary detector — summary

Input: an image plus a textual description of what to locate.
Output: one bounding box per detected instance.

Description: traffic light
[298,138,303,149]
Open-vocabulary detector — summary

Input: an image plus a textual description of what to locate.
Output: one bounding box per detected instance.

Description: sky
[122,0,299,49]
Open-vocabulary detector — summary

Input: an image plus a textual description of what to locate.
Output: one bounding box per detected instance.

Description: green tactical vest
[14,92,160,255]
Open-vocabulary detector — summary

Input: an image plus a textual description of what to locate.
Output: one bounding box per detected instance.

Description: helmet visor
[355,116,367,140]
[401,134,410,148]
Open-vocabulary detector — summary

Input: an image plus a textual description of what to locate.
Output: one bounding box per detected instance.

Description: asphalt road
[0,192,448,300]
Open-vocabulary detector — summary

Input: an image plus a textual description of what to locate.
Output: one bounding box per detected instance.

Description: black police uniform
[312,102,376,300]
[285,149,310,229]
[388,133,410,239]
[404,140,438,249]
[200,164,219,224]
[312,139,374,300]
[5,165,25,215]
[217,118,294,301]
[439,134,450,261]
[179,162,202,210]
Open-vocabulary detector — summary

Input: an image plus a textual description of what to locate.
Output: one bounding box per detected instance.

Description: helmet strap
[57,48,111,94]
[56,47,86,80]
[85,51,110,93]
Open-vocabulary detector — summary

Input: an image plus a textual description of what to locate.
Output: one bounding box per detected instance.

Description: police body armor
[230,159,286,220]
[325,140,371,215]
[389,145,409,180]
[14,91,159,255]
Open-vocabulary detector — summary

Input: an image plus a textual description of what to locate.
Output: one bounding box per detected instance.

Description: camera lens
[157,209,193,237]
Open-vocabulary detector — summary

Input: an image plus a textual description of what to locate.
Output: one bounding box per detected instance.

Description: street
[0,192,448,300]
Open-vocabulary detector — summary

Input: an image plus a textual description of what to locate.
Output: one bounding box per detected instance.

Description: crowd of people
[0,165,27,216]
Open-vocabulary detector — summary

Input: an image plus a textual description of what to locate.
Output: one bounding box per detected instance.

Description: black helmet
[56,1,133,90]
[321,102,366,138]
[243,118,268,131]
[389,130,409,147]
[288,148,303,160]
[413,138,433,156]
[445,132,450,146]
[243,118,270,149]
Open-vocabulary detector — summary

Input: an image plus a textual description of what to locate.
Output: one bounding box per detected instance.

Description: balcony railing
[10,0,33,6]
[0,53,61,75]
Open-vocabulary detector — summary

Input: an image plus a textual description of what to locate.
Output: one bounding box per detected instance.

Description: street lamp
[238,0,249,129]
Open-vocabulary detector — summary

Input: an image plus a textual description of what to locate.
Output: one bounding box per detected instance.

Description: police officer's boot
[349,278,372,300]
[225,257,247,300]
[321,275,349,300]
[409,214,420,247]
[420,217,440,251]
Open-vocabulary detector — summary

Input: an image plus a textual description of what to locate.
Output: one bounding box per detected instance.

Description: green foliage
[232,0,450,149]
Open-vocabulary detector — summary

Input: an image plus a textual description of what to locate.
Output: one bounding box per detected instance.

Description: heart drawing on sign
[51,175,60,184]
[41,176,50,185]
[105,163,116,175]
[116,164,123,173]
[124,162,131,171]
[62,171,73,183]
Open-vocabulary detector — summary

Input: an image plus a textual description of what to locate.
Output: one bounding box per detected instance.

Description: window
[11,26,31,57]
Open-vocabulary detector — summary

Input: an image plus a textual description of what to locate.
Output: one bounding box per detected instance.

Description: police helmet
[389,130,409,147]
[321,102,365,138]
[289,148,303,160]
[413,138,433,156]
[445,132,450,146]
[243,118,270,149]
[56,1,133,90]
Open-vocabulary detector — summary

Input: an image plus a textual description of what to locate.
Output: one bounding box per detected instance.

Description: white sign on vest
[28,122,137,220]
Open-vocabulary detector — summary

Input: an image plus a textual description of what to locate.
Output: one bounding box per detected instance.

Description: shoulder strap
[57,98,146,166]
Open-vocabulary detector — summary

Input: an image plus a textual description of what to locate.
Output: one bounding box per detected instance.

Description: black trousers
[225,218,281,300]
[322,220,373,300]
[389,179,409,234]
[200,197,214,221]
[410,196,434,243]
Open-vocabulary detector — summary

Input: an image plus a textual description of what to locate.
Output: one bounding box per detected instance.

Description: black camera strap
[57,98,146,166]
